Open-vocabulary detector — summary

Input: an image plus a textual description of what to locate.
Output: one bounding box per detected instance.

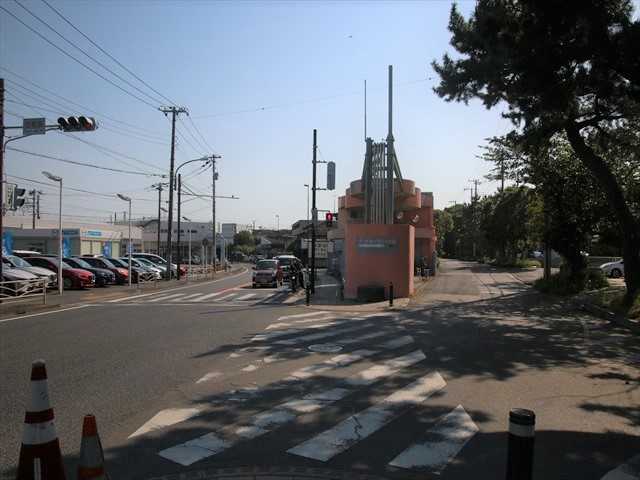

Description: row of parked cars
[1,251,188,293]
[252,254,305,288]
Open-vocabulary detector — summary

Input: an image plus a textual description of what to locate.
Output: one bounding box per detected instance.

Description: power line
[175,126,205,156]
[0,68,167,138]
[187,115,215,153]
[13,0,164,106]
[4,78,168,145]
[0,4,157,109]
[6,146,166,177]
[178,115,208,154]
[40,0,178,106]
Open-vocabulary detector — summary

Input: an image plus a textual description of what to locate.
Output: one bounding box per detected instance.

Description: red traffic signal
[58,116,97,132]
[325,212,334,227]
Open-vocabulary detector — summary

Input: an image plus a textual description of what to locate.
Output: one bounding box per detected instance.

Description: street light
[182,216,192,278]
[117,193,132,287]
[276,214,280,231]
[304,184,310,222]
[42,171,63,295]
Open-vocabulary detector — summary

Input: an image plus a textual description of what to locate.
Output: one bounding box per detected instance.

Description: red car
[26,256,95,289]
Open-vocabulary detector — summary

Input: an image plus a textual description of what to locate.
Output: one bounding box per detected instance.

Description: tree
[433,0,640,297]
[434,209,454,255]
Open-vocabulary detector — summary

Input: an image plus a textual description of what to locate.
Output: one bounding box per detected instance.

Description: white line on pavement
[277,311,329,321]
[195,371,223,384]
[105,268,248,302]
[388,405,478,472]
[235,293,257,301]
[287,371,446,462]
[0,304,89,325]
[190,291,227,302]
[129,408,203,438]
[146,293,186,303]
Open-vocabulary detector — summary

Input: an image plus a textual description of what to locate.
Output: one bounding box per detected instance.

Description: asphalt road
[1,260,638,480]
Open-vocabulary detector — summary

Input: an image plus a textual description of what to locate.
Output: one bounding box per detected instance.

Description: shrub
[585,269,609,290]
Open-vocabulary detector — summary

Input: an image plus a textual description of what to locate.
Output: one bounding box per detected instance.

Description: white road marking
[236,293,257,301]
[105,268,248,302]
[215,293,238,302]
[158,351,429,466]
[129,408,202,438]
[274,322,376,346]
[277,311,329,321]
[287,371,446,461]
[282,295,298,304]
[241,364,259,372]
[170,293,203,301]
[195,371,223,384]
[191,291,226,302]
[250,320,342,342]
[388,405,478,472]
[266,314,335,330]
[0,304,89,325]
[146,293,186,303]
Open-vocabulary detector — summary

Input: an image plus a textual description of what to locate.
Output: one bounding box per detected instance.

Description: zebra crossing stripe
[287,371,446,462]
[146,293,186,303]
[276,311,329,321]
[388,405,478,472]
[158,352,428,466]
[170,293,203,301]
[250,320,342,342]
[215,293,238,302]
[266,314,335,330]
[191,292,226,302]
[274,322,377,346]
[236,293,257,301]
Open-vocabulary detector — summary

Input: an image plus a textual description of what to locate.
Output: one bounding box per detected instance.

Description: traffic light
[327,161,336,190]
[57,116,97,132]
[13,188,26,209]
[325,212,334,227]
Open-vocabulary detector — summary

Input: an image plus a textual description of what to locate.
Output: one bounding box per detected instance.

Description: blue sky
[1,0,542,228]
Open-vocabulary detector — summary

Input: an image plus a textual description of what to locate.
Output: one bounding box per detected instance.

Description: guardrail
[186,265,217,281]
[136,271,160,289]
[0,278,48,305]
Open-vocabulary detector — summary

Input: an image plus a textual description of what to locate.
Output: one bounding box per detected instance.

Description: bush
[585,269,609,290]
[490,258,541,268]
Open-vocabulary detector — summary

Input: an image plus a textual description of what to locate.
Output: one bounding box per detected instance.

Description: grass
[489,258,542,268]
[592,287,640,320]
[534,269,609,296]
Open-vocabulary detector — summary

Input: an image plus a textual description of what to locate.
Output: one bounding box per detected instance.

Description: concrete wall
[344,224,414,299]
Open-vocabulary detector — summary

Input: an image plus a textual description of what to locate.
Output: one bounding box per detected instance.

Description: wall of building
[344,224,414,299]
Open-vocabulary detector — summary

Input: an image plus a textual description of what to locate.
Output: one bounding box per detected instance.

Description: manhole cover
[308,343,343,353]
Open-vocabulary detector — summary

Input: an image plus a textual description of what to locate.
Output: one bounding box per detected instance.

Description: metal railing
[185,265,217,281]
[0,278,48,305]
[135,271,160,289]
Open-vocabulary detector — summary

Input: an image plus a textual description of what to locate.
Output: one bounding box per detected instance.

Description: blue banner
[102,242,112,257]
[62,236,71,257]
[2,231,13,256]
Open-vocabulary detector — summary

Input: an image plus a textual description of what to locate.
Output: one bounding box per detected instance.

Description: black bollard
[506,408,535,480]
[389,282,394,307]
[306,284,310,306]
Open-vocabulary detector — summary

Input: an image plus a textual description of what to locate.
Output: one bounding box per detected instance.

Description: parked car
[126,253,185,278]
[108,257,154,283]
[79,256,128,285]
[3,255,57,287]
[127,257,162,280]
[600,259,624,278]
[11,249,43,258]
[0,265,41,297]
[132,257,166,277]
[252,259,283,288]
[64,257,115,287]
[26,256,95,289]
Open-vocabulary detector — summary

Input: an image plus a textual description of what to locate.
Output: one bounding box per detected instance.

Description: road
[1,260,638,479]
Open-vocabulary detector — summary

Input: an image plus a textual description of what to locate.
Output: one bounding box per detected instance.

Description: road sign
[5,183,15,211]
[22,118,46,136]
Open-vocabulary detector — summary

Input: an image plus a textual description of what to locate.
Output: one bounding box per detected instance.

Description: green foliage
[433,209,454,255]
[535,269,609,295]
[233,231,255,246]
[586,269,609,291]
[433,0,640,296]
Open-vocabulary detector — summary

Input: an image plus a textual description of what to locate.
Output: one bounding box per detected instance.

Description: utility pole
[152,183,164,256]
[469,179,481,202]
[210,154,221,270]
[29,189,41,229]
[311,129,317,294]
[0,78,5,283]
[159,106,188,279]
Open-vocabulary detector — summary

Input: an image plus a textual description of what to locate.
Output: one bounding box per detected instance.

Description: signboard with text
[23,118,46,136]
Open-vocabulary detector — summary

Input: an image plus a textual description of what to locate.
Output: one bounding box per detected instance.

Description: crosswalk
[108,287,298,306]
[130,309,479,475]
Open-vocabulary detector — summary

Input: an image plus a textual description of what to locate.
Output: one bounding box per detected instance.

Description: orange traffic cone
[77,415,106,480]
[15,359,66,480]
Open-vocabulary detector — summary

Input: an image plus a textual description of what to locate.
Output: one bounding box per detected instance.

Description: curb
[146,466,389,480]
[576,300,640,333]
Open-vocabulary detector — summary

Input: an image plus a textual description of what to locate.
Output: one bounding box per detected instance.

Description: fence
[0,278,48,305]
[185,265,217,281]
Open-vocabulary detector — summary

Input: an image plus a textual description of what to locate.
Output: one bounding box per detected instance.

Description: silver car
[3,255,57,287]
[600,259,624,278]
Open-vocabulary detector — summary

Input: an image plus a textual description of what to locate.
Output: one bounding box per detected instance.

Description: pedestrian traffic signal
[13,188,26,209]
[325,212,334,227]
[57,116,97,132]
[327,161,336,190]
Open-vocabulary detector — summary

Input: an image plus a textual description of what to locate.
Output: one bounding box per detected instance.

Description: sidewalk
[299,269,410,312]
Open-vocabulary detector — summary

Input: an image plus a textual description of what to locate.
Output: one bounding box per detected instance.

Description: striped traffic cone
[77,415,106,480]
[16,359,66,480]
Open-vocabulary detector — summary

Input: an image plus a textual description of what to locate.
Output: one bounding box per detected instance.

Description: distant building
[221,223,237,242]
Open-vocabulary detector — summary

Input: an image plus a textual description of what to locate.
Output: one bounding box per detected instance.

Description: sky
[0,0,542,229]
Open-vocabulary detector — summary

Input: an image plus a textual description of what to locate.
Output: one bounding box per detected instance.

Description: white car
[600,259,624,278]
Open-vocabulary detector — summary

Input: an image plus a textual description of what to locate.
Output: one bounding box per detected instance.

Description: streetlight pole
[276,214,280,231]
[42,171,63,295]
[304,184,310,222]
[117,194,132,287]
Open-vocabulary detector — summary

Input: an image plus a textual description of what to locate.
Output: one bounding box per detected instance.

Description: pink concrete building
[328,178,436,299]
